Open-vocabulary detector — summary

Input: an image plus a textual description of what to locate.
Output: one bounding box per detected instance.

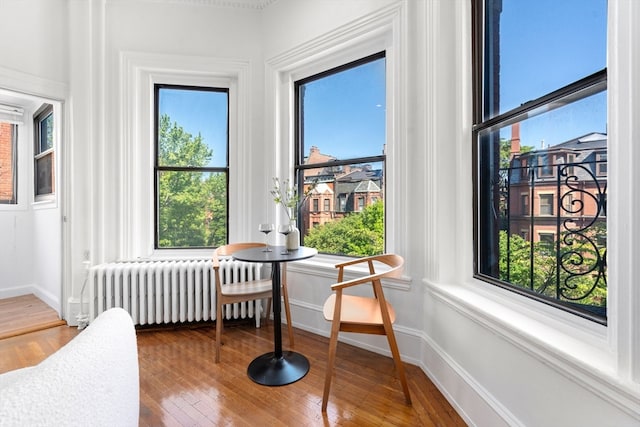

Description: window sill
[428,278,611,367]
[426,278,640,413]
[287,253,412,291]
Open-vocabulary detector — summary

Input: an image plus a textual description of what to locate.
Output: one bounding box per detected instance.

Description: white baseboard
[288,297,513,427]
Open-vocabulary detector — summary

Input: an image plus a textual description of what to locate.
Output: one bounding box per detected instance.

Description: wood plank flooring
[0,294,65,340]
[0,319,466,426]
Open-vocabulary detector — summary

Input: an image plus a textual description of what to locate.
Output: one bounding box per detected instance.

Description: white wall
[0,0,68,314]
[2,0,640,425]
[262,1,640,426]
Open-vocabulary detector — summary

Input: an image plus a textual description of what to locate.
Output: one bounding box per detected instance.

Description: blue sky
[300,57,386,160]
[498,0,607,147]
[158,0,606,160]
[158,88,228,168]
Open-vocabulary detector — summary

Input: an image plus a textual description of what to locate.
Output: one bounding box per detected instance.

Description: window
[34,104,54,198]
[473,0,607,322]
[313,198,319,212]
[154,85,228,249]
[520,194,529,216]
[539,194,554,216]
[596,152,607,175]
[0,121,17,204]
[294,52,386,257]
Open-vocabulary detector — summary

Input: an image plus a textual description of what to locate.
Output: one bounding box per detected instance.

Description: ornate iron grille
[499,159,607,320]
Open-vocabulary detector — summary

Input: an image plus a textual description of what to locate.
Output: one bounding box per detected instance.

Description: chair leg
[265,297,272,324]
[384,324,412,405]
[281,284,294,347]
[322,318,341,412]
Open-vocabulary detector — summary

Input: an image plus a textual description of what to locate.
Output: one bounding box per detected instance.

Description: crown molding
[112,0,278,10]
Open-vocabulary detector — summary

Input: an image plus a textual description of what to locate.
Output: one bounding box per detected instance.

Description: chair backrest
[366,254,404,278]
[212,242,266,268]
[333,253,404,289]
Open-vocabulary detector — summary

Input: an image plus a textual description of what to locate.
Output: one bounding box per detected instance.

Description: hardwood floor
[0,320,466,426]
[0,294,65,340]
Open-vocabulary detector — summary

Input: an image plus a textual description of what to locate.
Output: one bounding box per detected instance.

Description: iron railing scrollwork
[498,159,607,319]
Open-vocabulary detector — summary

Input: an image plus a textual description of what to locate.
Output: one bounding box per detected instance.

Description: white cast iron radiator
[88,259,265,326]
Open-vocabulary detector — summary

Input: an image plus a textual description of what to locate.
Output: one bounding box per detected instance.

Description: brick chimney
[510,123,521,158]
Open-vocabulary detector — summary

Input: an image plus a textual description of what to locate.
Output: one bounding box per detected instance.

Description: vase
[286,220,300,250]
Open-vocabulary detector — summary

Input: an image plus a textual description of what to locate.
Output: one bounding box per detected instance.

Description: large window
[294,52,386,257]
[34,104,54,198]
[154,85,228,249]
[473,0,608,322]
[0,121,17,204]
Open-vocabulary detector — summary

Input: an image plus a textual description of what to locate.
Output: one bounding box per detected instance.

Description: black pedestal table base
[232,246,317,387]
[247,351,310,386]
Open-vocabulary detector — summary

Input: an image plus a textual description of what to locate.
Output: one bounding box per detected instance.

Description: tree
[157,114,226,248]
[499,230,607,310]
[304,200,384,256]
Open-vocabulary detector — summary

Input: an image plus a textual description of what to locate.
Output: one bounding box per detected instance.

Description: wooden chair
[321,253,411,411]
[212,242,295,363]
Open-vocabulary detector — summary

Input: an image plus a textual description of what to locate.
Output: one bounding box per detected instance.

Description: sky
[300,57,386,160]
[497,0,607,148]
[158,88,228,168]
[158,0,607,162]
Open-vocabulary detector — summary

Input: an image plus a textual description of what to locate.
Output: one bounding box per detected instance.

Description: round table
[232,245,317,386]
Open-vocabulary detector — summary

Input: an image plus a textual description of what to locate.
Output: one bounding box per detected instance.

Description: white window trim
[264,2,408,269]
[120,51,250,260]
[427,0,640,417]
[0,92,62,212]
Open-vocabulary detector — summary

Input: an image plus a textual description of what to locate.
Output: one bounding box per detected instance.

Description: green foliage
[304,200,384,256]
[157,114,227,248]
[498,229,607,309]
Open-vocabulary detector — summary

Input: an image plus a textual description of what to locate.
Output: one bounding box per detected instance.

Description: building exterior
[507,130,607,245]
[0,122,15,203]
[300,146,383,232]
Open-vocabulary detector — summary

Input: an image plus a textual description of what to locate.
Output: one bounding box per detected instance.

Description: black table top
[232,245,317,263]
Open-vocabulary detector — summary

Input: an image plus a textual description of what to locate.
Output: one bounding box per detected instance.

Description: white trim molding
[264,2,409,263]
[119,51,251,260]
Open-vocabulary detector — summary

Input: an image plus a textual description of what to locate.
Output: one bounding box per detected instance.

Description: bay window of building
[473,0,607,322]
[154,85,229,249]
[294,52,386,257]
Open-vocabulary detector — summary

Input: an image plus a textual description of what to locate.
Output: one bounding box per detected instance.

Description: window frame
[293,51,388,256]
[153,83,230,250]
[33,103,55,201]
[471,0,608,324]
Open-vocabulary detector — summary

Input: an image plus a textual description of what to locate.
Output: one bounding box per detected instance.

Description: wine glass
[278,224,293,254]
[258,223,274,252]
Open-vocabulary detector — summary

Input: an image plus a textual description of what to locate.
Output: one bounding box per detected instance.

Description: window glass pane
[158,88,228,168]
[476,89,607,318]
[39,113,53,153]
[485,0,607,118]
[299,56,386,161]
[34,104,54,198]
[157,171,227,248]
[0,122,17,203]
[35,153,54,196]
[296,53,386,257]
[155,85,229,249]
[301,161,384,257]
